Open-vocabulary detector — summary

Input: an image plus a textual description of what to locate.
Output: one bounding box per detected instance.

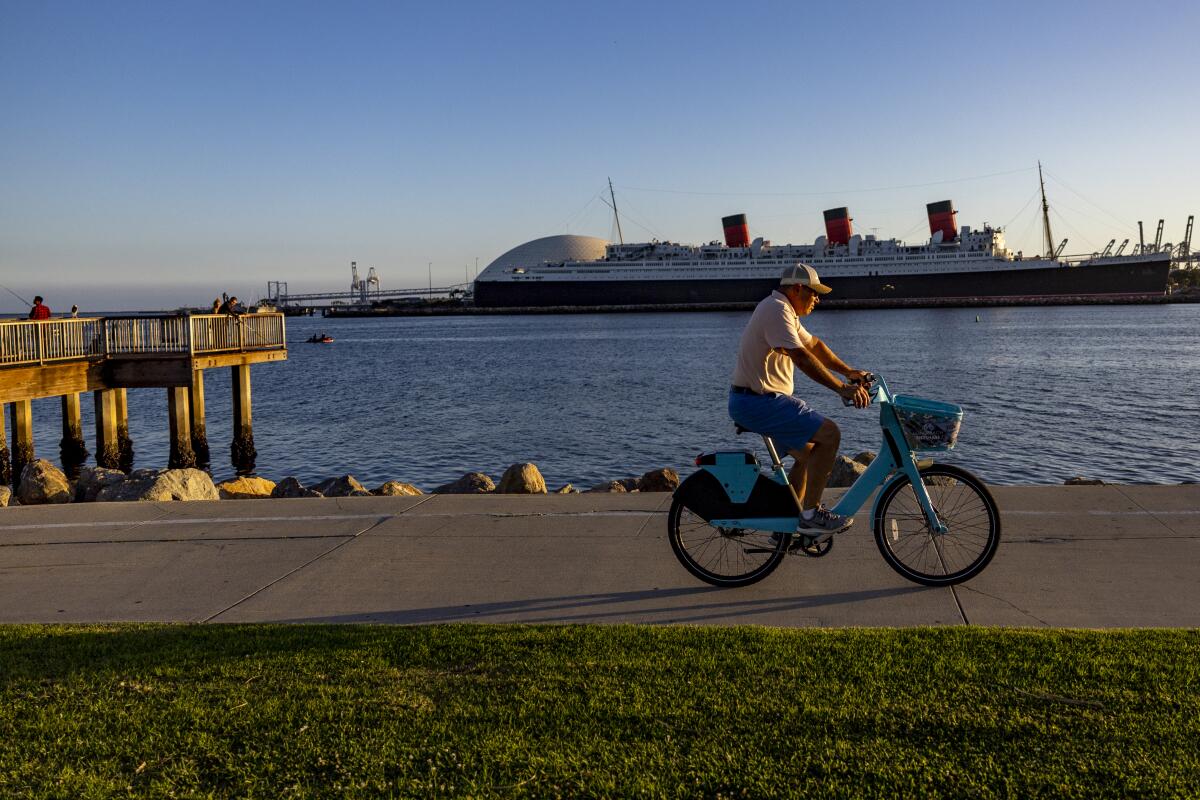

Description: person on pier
[217,296,242,315]
[28,296,51,320]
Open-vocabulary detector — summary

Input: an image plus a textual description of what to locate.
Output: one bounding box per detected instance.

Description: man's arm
[782,344,871,408]
[807,336,864,379]
[782,345,843,392]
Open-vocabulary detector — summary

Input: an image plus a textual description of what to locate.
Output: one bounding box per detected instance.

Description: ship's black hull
[474,257,1171,308]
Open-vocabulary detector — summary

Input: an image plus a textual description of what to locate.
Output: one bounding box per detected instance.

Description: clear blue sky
[2,0,1197,311]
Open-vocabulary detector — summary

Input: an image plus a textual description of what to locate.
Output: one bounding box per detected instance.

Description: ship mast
[1039,161,1054,259]
[608,177,624,245]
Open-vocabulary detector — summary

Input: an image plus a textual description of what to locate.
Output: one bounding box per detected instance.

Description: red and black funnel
[722,214,750,248]
[823,207,853,245]
[927,200,958,241]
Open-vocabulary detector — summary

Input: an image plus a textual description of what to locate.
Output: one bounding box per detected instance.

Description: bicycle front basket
[893,395,963,451]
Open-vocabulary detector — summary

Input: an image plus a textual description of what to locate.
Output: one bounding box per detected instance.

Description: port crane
[350,261,381,305]
[1179,216,1195,267]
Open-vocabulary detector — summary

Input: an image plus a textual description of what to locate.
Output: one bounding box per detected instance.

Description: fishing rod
[1,283,32,307]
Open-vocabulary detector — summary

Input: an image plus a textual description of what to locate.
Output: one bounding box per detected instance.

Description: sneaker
[797,505,854,536]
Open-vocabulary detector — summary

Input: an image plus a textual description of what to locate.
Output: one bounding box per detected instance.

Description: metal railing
[105,316,190,356]
[188,313,285,354]
[1,318,107,366]
[0,313,286,368]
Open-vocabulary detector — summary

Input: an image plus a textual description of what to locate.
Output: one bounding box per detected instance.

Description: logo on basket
[898,408,961,450]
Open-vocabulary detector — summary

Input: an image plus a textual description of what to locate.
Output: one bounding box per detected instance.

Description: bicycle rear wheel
[667,497,789,587]
[873,463,1000,586]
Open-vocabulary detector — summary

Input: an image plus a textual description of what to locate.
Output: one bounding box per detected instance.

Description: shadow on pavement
[274,584,934,625]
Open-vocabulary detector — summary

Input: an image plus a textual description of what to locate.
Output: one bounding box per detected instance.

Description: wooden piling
[167,387,196,469]
[115,388,134,472]
[0,403,10,486]
[10,399,34,483]
[189,370,210,468]
[94,389,121,469]
[59,392,89,479]
[230,364,256,475]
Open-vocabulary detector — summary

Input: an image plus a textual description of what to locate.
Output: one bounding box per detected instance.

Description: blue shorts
[728,390,826,456]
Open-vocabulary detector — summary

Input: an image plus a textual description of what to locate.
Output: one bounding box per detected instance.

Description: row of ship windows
[525,256,992,273]
[600,253,990,266]
[523,264,1011,277]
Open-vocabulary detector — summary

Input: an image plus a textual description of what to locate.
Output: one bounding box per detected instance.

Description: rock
[585,480,628,493]
[374,481,423,497]
[0,486,10,508]
[270,477,323,498]
[827,455,867,488]
[851,451,877,467]
[497,463,547,494]
[217,476,277,499]
[97,468,219,502]
[73,466,127,502]
[311,475,372,497]
[553,484,577,494]
[433,472,495,494]
[1065,476,1105,486]
[616,477,641,492]
[17,459,72,505]
[637,468,680,492]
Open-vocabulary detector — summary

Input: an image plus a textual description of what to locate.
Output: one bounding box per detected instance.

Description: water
[17,304,1200,488]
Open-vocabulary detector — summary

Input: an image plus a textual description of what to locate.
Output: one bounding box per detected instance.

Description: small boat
[305,334,335,344]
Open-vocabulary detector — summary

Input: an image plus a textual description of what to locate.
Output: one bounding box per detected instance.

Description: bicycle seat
[734,423,751,435]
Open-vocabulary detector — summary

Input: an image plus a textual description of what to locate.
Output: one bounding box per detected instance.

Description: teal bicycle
[669,374,1000,588]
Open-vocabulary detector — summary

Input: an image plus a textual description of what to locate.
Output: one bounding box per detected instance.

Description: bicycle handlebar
[841,372,878,406]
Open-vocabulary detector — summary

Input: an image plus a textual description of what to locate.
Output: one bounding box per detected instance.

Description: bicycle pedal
[791,536,834,558]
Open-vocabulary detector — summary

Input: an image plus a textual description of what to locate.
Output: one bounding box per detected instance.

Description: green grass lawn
[1,626,1197,798]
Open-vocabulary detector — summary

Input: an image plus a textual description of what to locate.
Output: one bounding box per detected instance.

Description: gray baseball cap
[780,263,832,294]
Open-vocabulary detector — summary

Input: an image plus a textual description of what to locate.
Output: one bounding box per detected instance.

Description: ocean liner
[473,172,1172,308]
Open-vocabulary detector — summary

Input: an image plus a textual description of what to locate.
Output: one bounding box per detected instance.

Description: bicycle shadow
[273,584,934,625]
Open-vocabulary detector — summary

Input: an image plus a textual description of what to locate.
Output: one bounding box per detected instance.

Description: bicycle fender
[700,452,761,503]
[675,468,797,523]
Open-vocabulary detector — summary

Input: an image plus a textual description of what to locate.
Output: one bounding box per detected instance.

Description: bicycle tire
[667,496,789,588]
[873,463,1000,586]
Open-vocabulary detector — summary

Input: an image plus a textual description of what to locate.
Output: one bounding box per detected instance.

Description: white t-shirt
[730,290,814,395]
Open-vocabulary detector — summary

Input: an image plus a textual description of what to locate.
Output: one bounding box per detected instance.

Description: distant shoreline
[4,293,1196,320]
[314,292,1200,317]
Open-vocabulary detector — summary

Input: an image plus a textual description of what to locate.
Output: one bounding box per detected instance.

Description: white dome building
[477,235,609,279]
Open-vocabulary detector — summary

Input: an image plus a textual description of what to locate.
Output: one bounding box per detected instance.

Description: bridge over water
[264,283,472,312]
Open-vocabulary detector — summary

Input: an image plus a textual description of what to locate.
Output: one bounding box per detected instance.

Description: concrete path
[1,486,1197,627]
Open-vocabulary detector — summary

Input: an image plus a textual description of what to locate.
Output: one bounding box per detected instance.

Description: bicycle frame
[709,375,947,535]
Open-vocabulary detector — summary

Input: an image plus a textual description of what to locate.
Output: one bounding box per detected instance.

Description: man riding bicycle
[729,263,871,535]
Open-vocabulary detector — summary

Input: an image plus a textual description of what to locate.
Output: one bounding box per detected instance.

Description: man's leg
[787,443,815,509]
[800,419,840,511]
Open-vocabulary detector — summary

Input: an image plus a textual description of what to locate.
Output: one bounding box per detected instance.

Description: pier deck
[0,314,286,403]
[1,485,1196,627]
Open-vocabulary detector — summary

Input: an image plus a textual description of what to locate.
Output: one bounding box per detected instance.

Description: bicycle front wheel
[667,497,789,588]
[873,463,1000,586]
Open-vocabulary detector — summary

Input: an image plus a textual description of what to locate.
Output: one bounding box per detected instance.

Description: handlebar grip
[841,373,876,406]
